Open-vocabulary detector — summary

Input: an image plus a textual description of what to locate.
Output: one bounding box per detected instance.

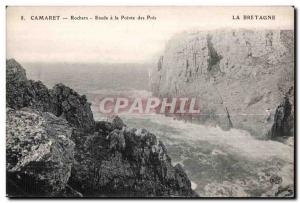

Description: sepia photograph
[5,6,295,198]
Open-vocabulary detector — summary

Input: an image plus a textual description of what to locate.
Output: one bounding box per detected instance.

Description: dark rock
[6,59,95,132]
[108,129,126,151]
[51,83,95,132]
[95,121,113,133]
[69,122,197,197]
[6,108,75,197]
[269,96,294,139]
[112,115,126,130]
[207,34,222,74]
[174,164,194,193]
[6,59,32,109]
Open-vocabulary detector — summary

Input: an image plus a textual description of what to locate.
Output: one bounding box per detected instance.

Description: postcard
[6,6,295,198]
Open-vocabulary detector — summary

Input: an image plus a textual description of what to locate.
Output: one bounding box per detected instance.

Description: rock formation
[69,123,195,197]
[268,86,294,140]
[6,59,95,133]
[6,108,75,197]
[150,29,294,139]
[6,59,196,197]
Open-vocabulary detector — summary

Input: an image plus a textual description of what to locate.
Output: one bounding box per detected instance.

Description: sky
[6,6,294,63]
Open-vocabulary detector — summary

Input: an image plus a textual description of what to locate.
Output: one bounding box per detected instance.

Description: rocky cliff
[151,29,294,139]
[6,59,95,132]
[6,59,197,197]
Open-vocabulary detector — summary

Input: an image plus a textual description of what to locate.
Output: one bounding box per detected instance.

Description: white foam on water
[93,110,294,196]
[191,181,198,190]
[122,113,293,162]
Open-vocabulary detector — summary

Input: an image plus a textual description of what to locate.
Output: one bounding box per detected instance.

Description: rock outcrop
[6,108,75,197]
[6,59,95,132]
[69,123,196,197]
[268,87,294,140]
[51,83,95,132]
[6,59,196,197]
[150,29,294,138]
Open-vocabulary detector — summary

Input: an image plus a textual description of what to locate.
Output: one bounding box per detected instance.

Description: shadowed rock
[6,108,75,197]
[6,59,95,132]
[269,95,294,139]
[69,126,197,197]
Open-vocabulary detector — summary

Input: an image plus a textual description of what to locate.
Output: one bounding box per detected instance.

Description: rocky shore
[150,29,294,140]
[6,59,197,197]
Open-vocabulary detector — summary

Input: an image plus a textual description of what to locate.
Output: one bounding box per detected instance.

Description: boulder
[6,108,75,197]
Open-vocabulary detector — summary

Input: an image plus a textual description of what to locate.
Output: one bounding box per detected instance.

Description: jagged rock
[174,164,195,194]
[51,83,95,132]
[69,121,197,197]
[29,80,54,112]
[269,96,294,139]
[95,120,113,133]
[6,59,27,82]
[108,129,126,151]
[6,59,95,132]
[6,59,32,109]
[6,108,75,197]
[112,115,126,130]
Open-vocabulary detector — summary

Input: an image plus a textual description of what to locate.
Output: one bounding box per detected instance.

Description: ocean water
[93,106,293,197]
[26,63,294,197]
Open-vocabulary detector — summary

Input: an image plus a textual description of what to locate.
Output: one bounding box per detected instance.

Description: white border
[0,0,299,203]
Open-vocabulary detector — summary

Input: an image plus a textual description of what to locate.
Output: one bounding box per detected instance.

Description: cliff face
[151,29,294,138]
[6,59,196,197]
